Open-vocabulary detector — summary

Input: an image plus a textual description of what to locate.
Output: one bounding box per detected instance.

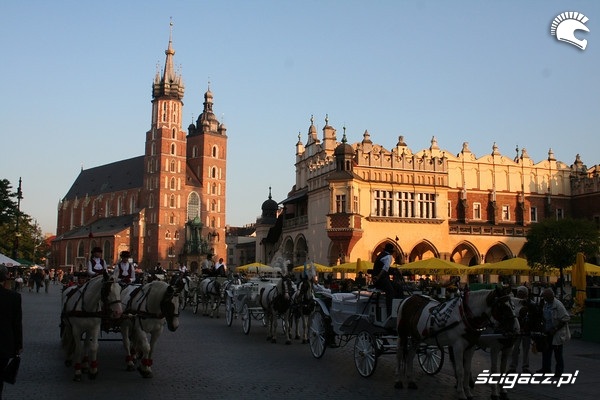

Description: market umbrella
[398,258,469,275]
[332,259,374,273]
[0,253,21,267]
[469,257,532,275]
[292,263,333,273]
[572,252,587,313]
[235,263,273,273]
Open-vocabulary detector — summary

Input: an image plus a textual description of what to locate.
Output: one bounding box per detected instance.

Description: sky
[1,1,598,235]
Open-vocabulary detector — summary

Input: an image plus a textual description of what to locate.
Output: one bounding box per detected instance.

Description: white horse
[198,277,222,318]
[120,280,180,378]
[395,287,519,400]
[290,263,317,343]
[259,273,295,344]
[61,272,123,381]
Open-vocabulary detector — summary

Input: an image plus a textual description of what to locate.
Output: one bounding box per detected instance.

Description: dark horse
[395,287,519,400]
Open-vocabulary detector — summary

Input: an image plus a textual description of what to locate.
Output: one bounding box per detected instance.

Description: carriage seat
[331,292,357,303]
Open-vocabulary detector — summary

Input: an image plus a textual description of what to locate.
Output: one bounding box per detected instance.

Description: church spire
[152,19,184,100]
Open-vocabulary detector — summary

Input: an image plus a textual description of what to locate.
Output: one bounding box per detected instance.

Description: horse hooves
[285,340,292,345]
[408,382,418,390]
[302,339,308,344]
[73,374,82,382]
[88,372,98,380]
[271,338,277,344]
[137,366,153,379]
[266,336,272,342]
[126,365,135,372]
[394,381,403,389]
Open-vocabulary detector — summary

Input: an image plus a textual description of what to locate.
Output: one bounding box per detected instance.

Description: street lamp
[12,177,23,260]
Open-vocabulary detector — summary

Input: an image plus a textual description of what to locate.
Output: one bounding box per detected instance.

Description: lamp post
[12,177,23,260]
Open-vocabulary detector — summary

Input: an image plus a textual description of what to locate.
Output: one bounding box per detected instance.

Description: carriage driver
[114,251,135,285]
[87,247,108,276]
[371,243,395,320]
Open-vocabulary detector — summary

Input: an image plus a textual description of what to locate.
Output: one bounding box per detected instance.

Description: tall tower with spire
[186,84,228,261]
[142,21,188,266]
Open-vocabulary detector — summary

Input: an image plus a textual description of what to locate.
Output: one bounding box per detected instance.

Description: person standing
[113,251,135,284]
[0,265,23,398]
[43,269,50,293]
[87,247,107,276]
[508,286,532,373]
[215,258,227,277]
[538,287,571,376]
[371,243,396,320]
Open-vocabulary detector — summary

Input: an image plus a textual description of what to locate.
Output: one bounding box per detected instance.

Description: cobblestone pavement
[3,285,599,400]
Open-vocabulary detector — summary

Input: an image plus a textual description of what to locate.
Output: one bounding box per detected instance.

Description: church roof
[63,156,145,201]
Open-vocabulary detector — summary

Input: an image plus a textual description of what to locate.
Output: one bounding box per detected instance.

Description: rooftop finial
[169,17,174,44]
[268,186,272,200]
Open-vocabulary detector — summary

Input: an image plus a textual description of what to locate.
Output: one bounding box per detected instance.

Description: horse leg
[121,321,136,371]
[284,312,292,345]
[61,319,75,367]
[462,346,476,400]
[302,314,309,343]
[499,346,512,400]
[452,345,468,400]
[71,326,84,382]
[270,312,278,344]
[86,325,101,380]
[489,346,500,400]
[134,325,153,378]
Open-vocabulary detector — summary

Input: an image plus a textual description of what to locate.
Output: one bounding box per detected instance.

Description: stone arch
[372,239,404,265]
[484,242,513,263]
[451,240,481,266]
[294,235,308,266]
[281,236,294,264]
[408,240,439,263]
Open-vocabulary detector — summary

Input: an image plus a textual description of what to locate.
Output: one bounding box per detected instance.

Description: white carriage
[308,288,444,378]
[224,277,281,334]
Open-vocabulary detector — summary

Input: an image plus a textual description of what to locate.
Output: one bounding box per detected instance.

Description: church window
[170,194,176,208]
[187,192,200,221]
[170,160,176,172]
[212,146,218,158]
[171,143,176,155]
[170,177,176,190]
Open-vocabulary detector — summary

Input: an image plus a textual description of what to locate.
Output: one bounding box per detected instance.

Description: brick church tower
[142,22,227,269]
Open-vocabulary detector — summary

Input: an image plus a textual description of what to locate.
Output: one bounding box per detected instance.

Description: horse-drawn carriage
[224,277,280,334]
[308,287,444,378]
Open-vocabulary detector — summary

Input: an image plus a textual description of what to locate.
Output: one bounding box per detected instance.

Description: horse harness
[127,284,179,320]
[62,275,118,318]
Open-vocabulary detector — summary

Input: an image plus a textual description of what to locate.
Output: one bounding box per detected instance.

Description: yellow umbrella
[469,257,532,275]
[399,258,469,275]
[572,252,587,314]
[332,259,374,273]
[236,262,272,273]
[292,263,333,273]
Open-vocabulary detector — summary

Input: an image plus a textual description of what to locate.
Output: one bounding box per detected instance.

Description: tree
[522,218,600,298]
[0,177,49,264]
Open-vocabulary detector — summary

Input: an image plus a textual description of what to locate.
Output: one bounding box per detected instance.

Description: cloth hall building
[255,116,600,270]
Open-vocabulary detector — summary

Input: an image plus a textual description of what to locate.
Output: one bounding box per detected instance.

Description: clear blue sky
[1,1,598,234]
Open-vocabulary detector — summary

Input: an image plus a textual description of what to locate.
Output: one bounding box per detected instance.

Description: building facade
[256,115,600,270]
[52,29,227,272]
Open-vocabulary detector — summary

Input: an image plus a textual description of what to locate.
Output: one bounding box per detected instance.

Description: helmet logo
[551,12,590,50]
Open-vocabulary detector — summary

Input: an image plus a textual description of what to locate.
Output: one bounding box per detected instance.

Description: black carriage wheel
[308,310,327,359]
[417,344,444,375]
[193,292,200,315]
[241,303,251,335]
[354,331,377,378]
[225,295,234,327]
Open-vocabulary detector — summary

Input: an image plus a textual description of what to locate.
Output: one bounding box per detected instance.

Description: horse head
[487,286,520,336]
[100,272,123,319]
[161,284,180,332]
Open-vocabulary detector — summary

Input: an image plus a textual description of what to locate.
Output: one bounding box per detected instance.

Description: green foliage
[523,218,600,272]
[0,178,49,264]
